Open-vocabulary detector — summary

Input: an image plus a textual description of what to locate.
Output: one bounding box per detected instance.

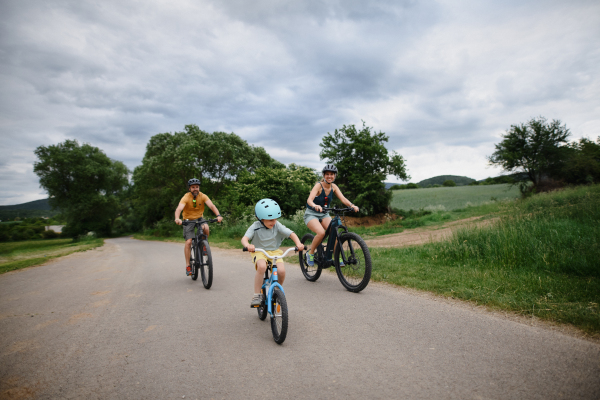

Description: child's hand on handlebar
[246,244,255,252]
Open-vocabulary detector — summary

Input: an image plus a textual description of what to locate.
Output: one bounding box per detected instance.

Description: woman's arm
[306,183,323,212]
[333,184,359,212]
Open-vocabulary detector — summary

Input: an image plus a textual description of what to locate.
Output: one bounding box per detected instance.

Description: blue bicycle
[242,246,298,344]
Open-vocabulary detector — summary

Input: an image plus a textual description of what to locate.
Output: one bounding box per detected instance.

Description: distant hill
[0,198,51,211]
[0,198,57,220]
[417,175,476,187]
[385,182,405,189]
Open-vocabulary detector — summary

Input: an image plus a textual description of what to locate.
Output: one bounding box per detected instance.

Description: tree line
[32,123,408,238]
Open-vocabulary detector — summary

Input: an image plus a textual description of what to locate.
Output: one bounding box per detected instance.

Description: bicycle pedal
[251,304,259,308]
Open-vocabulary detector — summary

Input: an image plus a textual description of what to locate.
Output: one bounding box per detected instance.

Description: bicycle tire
[257,288,268,320]
[200,239,213,289]
[270,287,288,344]
[191,240,199,281]
[299,233,322,282]
[334,232,372,293]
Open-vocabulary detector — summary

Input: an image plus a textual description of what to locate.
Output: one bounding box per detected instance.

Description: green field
[391,184,521,211]
[0,237,104,274]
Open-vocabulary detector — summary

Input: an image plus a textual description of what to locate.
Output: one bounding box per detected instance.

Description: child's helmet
[255,199,282,220]
[188,178,201,187]
[322,164,337,174]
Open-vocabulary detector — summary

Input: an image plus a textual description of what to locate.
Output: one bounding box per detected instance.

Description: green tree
[33,140,129,237]
[320,122,409,215]
[488,117,570,190]
[442,180,456,187]
[560,137,600,184]
[132,125,283,225]
[235,164,318,217]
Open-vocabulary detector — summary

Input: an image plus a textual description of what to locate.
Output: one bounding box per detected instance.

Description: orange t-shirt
[180,192,210,220]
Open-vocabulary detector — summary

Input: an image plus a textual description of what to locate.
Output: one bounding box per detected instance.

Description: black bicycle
[299,207,372,292]
[182,219,219,289]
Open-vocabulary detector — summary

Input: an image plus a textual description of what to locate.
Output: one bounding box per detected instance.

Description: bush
[42,230,59,239]
[442,180,456,187]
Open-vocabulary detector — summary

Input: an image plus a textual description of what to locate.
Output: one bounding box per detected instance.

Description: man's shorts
[251,249,284,270]
[183,218,207,240]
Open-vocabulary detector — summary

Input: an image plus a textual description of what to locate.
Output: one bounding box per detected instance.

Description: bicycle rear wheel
[299,233,322,282]
[200,239,213,289]
[191,240,199,281]
[270,287,288,344]
[334,232,372,293]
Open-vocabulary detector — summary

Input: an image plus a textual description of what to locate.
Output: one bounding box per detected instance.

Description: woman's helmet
[322,164,337,174]
[255,198,282,220]
[187,178,201,187]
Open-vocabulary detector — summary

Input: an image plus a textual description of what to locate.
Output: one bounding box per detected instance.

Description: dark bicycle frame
[182,218,218,269]
[313,207,354,268]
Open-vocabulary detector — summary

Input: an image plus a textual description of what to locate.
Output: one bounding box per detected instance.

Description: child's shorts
[251,249,284,270]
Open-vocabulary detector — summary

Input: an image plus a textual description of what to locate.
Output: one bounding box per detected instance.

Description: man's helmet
[322,164,337,174]
[255,199,282,220]
[188,178,201,187]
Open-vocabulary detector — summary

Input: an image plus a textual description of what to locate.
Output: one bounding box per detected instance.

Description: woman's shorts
[303,208,331,225]
[251,249,284,269]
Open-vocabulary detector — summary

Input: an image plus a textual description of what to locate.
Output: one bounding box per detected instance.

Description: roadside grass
[391,184,520,211]
[0,237,104,274]
[370,184,600,336]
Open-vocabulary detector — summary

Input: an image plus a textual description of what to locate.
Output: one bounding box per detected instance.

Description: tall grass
[370,184,600,335]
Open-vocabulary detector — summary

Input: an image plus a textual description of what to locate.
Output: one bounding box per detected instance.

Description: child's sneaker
[250,293,264,307]
[186,265,192,276]
[305,252,314,267]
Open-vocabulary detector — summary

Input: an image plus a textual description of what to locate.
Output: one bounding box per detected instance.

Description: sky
[1,0,599,205]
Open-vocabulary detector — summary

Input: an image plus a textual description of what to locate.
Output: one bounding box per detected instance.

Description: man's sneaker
[305,252,314,267]
[186,265,192,276]
[250,294,264,308]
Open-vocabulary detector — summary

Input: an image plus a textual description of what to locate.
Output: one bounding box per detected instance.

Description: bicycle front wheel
[191,240,199,281]
[270,287,288,344]
[299,233,322,282]
[334,232,372,293]
[200,240,213,289]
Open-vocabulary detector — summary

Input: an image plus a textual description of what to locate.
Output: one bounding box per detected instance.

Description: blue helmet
[255,199,281,220]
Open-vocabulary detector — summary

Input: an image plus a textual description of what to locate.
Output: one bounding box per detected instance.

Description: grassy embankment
[0,237,104,274]
[370,184,600,336]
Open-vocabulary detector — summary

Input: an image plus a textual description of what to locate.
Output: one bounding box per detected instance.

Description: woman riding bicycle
[304,164,359,267]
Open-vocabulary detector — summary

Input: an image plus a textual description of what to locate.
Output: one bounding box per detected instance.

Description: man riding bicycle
[175,178,223,276]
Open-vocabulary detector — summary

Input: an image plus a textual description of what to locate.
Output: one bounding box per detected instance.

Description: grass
[0,237,104,274]
[391,184,520,211]
[370,184,600,336]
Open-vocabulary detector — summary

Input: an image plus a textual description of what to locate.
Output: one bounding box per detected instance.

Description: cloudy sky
[1,0,599,205]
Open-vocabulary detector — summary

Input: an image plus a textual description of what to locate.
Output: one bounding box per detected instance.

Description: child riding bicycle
[175,178,223,276]
[241,199,304,307]
[304,165,359,267]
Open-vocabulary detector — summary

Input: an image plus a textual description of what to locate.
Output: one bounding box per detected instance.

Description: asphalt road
[1,237,599,399]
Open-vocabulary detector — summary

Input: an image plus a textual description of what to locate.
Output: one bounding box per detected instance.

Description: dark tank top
[307,182,334,212]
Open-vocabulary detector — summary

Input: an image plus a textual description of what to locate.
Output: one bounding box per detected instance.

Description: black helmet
[187,178,201,187]
[322,164,337,174]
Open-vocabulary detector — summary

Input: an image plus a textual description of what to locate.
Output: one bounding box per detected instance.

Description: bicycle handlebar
[321,206,355,213]
[181,218,220,225]
[242,247,299,259]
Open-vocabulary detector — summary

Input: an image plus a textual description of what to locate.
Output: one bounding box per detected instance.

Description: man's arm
[205,199,223,223]
[174,203,185,225]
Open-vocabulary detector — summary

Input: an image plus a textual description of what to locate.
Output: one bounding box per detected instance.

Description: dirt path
[365,216,498,248]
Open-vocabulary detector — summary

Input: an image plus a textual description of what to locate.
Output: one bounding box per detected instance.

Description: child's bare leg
[276,261,286,284]
[254,259,267,293]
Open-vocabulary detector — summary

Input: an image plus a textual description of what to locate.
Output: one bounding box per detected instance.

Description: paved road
[1,238,599,399]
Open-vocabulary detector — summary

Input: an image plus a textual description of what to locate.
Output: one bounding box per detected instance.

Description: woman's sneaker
[305,252,314,267]
[338,258,345,267]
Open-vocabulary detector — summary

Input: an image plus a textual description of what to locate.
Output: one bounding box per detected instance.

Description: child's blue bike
[242,246,298,344]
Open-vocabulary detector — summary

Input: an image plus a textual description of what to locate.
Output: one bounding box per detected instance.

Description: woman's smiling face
[323,171,335,183]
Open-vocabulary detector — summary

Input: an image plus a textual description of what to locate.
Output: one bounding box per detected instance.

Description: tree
[442,180,456,187]
[320,122,409,215]
[488,117,570,190]
[560,137,600,184]
[34,140,129,237]
[132,125,284,225]
[235,164,318,217]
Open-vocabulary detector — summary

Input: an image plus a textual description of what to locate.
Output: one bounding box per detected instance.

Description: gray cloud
[1,0,599,204]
